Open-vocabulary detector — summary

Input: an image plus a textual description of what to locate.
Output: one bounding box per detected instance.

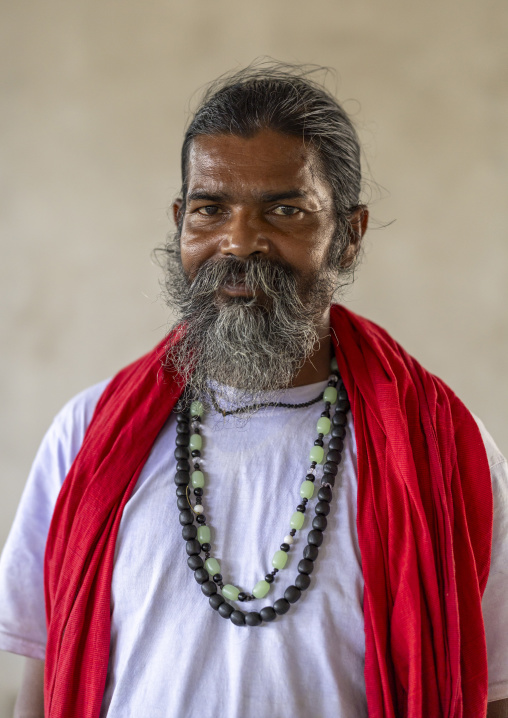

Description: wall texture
[1,0,506,712]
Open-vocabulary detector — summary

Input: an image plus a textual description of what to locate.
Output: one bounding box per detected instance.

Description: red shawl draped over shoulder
[44,305,493,718]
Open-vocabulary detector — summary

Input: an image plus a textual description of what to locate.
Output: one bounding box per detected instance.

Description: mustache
[187,255,305,305]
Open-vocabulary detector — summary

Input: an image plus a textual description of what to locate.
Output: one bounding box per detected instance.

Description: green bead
[300,480,315,500]
[197,525,211,544]
[190,400,204,417]
[330,357,339,371]
[290,511,305,530]
[191,470,205,488]
[222,584,240,601]
[323,386,338,404]
[205,557,221,575]
[272,550,288,569]
[316,417,331,435]
[189,434,202,452]
[309,445,324,464]
[252,580,270,599]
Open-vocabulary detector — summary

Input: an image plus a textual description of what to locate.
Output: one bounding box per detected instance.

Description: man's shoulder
[48,378,111,447]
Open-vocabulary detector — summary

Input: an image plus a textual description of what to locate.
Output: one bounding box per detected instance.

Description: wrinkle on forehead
[186,130,332,206]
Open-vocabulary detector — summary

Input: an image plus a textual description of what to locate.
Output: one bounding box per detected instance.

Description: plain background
[1,0,506,714]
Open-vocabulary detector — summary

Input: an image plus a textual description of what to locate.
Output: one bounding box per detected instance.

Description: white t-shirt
[0,379,507,717]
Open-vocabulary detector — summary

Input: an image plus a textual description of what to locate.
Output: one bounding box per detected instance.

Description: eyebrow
[186,189,308,203]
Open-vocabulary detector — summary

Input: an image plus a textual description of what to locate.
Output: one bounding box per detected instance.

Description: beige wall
[1,0,506,712]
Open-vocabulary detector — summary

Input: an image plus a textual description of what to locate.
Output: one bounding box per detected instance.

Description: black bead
[174,470,190,486]
[322,473,336,487]
[213,573,222,583]
[273,598,291,615]
[174,446,189,460]
[179,509,194,526]
[326,449,341,464]
[328,437,344,452]
[196,515,206,524]
[315,501,330,517]
[194,568,209,584]
[230,610,246,626]
[245,612,262,626]
[177,496,190,511]
[187,555,203,570]
[193,487,203,496]
[312,515,328,531]
[176,422,190,434]
[175,434,190,447]
[238,592,247,602]
[176,485,188,497]
[218,602,234,619]
[338,388,348,401]
[323,461,339,476]
[209,594,225,610]
[318,485,333,502]
[176,459,190,472]
[201,581,217,597]
[260,606,277,622]
[290,529,296,537]
[303,544,319,561]
[320,410,330,418]
[305,473,315,481]
[265,574,274,583]
[191,450,201,458]
[182,524,197,541]
[186,539,201,556]
[284,585,301,604]
[280,543,290,552]
[314,438,324,446]
[332,411,347,427]
[193,462,200,470]
[337,398,350,412]
[331,426,346,440]
[201,542,211,553]
[295,573,311,591]
[308,530,324,547]
[297,504,306,513]
[298,558,314,575]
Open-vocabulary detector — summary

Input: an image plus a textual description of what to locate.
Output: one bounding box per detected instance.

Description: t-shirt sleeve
[0,380,109,660]
[473,416,508,703]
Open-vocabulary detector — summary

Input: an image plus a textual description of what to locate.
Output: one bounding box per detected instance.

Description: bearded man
[1,65,507,718]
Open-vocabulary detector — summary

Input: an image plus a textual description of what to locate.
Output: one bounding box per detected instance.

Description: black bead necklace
[174,360,350,627]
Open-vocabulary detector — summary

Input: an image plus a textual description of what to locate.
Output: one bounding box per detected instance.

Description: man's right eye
[196,205,221,216]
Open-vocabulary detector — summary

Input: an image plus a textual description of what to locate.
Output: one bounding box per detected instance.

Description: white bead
[284,535,294,545]
[194,504,204,514]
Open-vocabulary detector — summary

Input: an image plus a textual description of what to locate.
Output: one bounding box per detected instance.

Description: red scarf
[44,305,492,717]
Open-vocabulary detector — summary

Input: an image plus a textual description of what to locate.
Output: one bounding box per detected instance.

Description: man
[1,64,507,718]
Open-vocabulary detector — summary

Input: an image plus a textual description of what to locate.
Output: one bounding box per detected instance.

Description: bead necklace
[174,358,350,627]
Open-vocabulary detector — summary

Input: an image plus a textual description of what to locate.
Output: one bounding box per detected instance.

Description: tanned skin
[14,131,506,718]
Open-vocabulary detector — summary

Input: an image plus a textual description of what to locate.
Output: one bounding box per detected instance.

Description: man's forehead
[185,130,329,200]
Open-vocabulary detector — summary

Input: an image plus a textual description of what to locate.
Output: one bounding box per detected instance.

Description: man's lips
[220,277,258,297]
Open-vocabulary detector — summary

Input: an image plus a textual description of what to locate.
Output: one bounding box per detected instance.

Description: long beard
[163,251,335,408]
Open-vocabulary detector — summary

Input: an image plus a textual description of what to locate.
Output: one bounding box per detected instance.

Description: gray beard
[163,252,335,408]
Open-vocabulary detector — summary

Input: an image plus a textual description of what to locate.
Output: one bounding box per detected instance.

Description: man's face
[165,128,358,403]
[175,128,337,311]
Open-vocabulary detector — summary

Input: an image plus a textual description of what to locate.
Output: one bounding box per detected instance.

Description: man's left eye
[272,205,300,216]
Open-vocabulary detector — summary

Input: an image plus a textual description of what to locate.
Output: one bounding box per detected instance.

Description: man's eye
[196,205,221,216]
[272,205,300,216]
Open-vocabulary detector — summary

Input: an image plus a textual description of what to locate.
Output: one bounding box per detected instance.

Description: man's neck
[290,310,332,387]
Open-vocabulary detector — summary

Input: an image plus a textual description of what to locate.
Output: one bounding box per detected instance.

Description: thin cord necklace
[174,358,350,626]
[207,385,325,417]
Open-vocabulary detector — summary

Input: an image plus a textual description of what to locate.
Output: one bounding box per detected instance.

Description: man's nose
[219,209,270,258]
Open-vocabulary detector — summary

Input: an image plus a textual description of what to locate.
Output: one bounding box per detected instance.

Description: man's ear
[339,205,369,268]
[173,198,183,227]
